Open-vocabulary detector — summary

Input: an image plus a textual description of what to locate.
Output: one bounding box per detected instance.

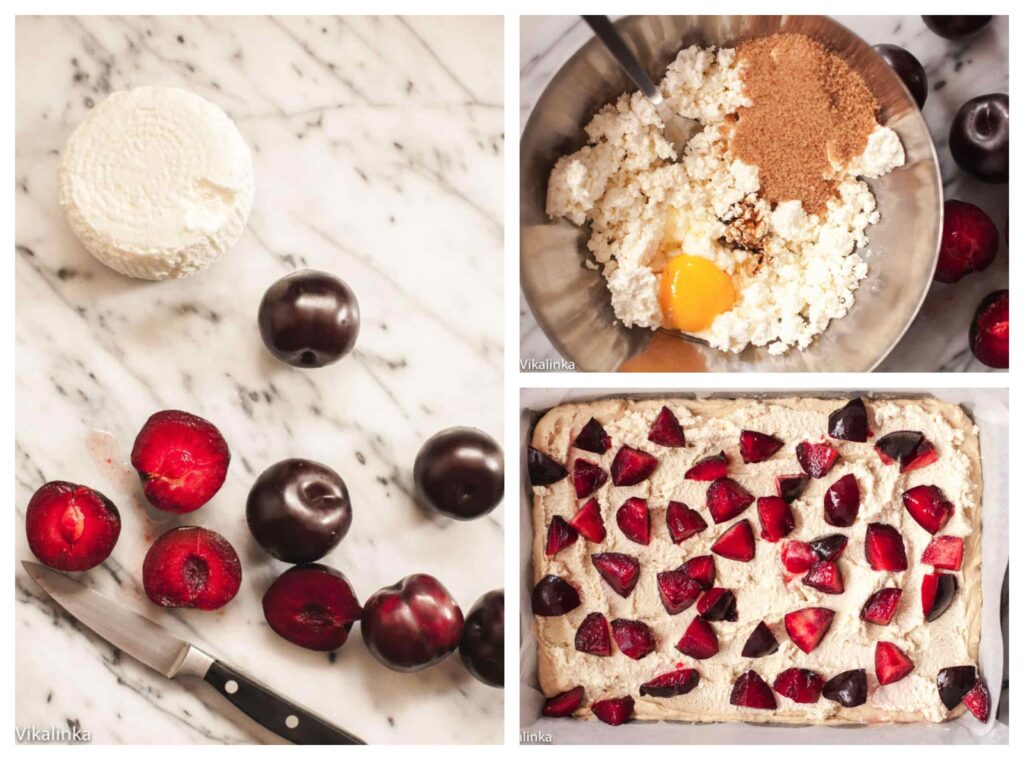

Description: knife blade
[23,561,366,745]
[24,561,192,676]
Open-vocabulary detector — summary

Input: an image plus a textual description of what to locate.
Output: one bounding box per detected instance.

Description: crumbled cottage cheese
[844,124,907,178]
[545,44,906,355]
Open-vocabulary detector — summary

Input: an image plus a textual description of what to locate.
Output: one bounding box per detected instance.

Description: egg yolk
[658,254,736,332]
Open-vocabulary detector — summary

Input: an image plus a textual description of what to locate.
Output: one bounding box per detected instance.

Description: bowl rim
[519,14,943,372]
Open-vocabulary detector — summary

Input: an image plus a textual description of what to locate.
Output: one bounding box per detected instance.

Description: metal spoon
[583,15,703,153]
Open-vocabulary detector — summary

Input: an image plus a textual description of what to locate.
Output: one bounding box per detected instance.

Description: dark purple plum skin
[414,427,503,520]
[246,458,352,563]
[459,590,504,687]
[874,44,928,109]
[949,93,1009,183]
[531,575,581,616]
[361,574,464,672]
[258,269,359,368]
[922,16,992,40]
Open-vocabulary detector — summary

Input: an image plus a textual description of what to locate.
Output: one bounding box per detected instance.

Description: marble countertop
[519,15,1009,372]
[15,15,503,745]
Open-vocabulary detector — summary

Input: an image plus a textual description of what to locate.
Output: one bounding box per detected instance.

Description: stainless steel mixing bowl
[520,15,942,372]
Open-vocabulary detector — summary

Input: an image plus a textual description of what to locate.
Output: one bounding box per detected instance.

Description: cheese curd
[59,87,255,280]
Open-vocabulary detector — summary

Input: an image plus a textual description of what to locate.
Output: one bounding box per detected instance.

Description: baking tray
[519,389,1008,744]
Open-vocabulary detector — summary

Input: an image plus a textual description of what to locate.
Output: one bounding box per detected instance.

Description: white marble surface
[519,15,1009,372]
[15,16,503,745]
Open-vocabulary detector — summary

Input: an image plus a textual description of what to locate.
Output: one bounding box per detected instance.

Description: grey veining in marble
[16,15,503,745]
[519,15,1008,372]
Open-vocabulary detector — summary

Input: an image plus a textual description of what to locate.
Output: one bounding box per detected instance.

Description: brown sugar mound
[733,33,878,215]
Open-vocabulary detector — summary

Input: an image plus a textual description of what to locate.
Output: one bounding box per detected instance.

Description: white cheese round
[59,86,255,280]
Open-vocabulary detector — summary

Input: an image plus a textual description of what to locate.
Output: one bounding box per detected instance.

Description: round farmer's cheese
[59,86,255,280]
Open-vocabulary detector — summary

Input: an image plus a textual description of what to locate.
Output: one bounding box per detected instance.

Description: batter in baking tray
[529,397,982,724]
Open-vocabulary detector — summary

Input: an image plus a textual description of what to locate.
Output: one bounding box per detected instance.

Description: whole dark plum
[949,93,1009,183]
[873,44,928,109]
[413,427,503,520]
[258,270,360,368]
[361,574,464,672]
[459,590,504,687]
[922,16,992,40]
[246,459,352,563]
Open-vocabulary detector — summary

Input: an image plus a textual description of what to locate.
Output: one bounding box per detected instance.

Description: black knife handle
[204,659,366,745]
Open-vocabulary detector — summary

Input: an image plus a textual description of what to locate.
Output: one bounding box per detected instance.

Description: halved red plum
[131,410,230,513]
[802,561,844,595]
[610,618,656,660]
[774,668,824,703]
[784,607,835,654]
[657,569,702,614]
[711,520,755,562]
[875,641,914,685]
[731,671,777,709]
[776,474,810,503]
[591,696,635,725]
[262,564,362,651]
[142,526,241,610]
[741,621,779,658]
[921,535,964,570]
[697,588,737,621]
[676,616,719,659]
[937,666,977,710]
[26,481,121,571]
[757,496,794,542]
[861,588,902,625]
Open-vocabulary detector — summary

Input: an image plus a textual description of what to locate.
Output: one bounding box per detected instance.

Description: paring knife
[22,561,366,745]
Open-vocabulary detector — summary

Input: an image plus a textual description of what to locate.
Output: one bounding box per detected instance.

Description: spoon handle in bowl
[582,15,661,103]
